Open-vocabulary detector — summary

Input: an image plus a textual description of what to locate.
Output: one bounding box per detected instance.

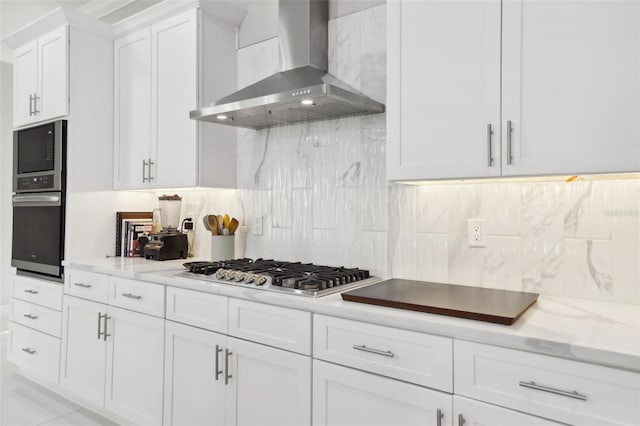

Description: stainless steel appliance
[180,259,380,297]
[12,120,66,280]
[190,0,384,129]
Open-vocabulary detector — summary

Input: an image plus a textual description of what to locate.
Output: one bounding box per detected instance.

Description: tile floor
[0,306,118,426]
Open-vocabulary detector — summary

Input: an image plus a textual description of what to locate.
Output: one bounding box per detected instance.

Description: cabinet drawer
[108,277,165,317]
[65,269,109,303]
[10,299,62,338]
[12,276,63,310]
[455,340,640,426]
[314,315,453,392]
[166,287,227,333]
[8,322,60,384]
[228,299,311,355]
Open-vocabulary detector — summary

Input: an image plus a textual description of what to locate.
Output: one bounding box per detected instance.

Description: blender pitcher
[158,194,182,233]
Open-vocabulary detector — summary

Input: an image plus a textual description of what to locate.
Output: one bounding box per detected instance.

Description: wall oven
[12,120,66,280]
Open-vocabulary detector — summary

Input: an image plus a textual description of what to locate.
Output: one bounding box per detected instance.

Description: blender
[143,194,189,260]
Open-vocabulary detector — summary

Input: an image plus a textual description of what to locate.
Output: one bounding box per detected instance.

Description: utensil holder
[211,235,235,261]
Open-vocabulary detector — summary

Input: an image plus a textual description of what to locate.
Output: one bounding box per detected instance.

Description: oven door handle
[12,194,61,207]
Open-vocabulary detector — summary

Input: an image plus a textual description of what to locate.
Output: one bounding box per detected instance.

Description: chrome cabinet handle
[506,120,513,165]
[147,158,154,182]
[436,409,444,426]
[74,282,92,288]
[29,94,34,116]
[519,380,587,401]
[224,348,232,385]
[458,413,465,426]
[23,313,38,320]
[487,123,494,167]
[33,94,40,114]
[97,312,105,339]
[142,159,148,183]
[23,289,39,294]
[121,293,142,300]
[215,345,223,381]
[352,344,394,358]
[103,315,111,341]
[22,347,36,355]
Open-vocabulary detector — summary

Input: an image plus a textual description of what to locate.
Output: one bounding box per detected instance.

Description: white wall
[0,61,13,304]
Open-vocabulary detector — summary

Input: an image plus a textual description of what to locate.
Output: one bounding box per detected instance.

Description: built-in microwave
[13,120,66,193]
[12,120,66,280]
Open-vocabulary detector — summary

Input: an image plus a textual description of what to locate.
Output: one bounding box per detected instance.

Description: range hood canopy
[190,0,385,130]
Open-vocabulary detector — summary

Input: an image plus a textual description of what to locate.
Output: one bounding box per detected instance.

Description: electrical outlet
[253,215,263,236]
[467,218,486,247]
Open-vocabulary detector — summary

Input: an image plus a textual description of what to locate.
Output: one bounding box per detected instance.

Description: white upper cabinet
[13,26,69,128]
[388,0,640,181]
[387,0,501,181]
[502,0,640,176]
[151,10,198,189]
[114,27,152,190]
[113,4,238,190]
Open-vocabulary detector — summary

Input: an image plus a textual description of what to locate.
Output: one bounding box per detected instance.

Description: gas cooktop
[178,258,380,297]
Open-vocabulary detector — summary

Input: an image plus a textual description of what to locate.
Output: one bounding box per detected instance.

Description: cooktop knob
[214,269,227,280]
[255,275,267,286]
[233,272,246,282]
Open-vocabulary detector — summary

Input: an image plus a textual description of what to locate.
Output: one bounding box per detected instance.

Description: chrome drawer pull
[23,289,39,294]
[74,282,92,288]
[122,293,142,300]
[486,123,494,167]
[224,349,233,385]
[215,345,223,381]
[352,344,394,358]
[436,408,444,426]
[506,120,513,165]
[458,413,465,426]
[23,314,38,320]
[519,380,587,401]
[22,347,36,355]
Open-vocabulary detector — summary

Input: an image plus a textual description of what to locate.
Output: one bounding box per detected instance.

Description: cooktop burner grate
[179,258,378,297]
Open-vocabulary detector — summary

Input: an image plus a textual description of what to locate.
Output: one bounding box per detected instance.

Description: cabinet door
[37,26,69,122]
[454,396,561,426]
[114,27,152,189]
[150,9,198,188]
[387,0,501,181]
[226,336,311,426]
[502,0,640,176]
[164,321,227,426]
[60,296,107,407]
[105,306,164,426]
[13,40,38,127]
[313,360,452,426]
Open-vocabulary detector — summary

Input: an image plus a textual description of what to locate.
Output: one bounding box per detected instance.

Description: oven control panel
[16,174,55,191]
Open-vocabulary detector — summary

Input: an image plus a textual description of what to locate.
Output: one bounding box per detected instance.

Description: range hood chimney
[190,0,385,130]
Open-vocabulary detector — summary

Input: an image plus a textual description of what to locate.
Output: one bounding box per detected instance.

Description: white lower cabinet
[164,319,312,426]
[313,360,452,426]
[104,306,164,425]
[454,396,561,426]
[226,336,311,426]
[60,296,108,406]
[164,320,226,426]
[60,295,164,425]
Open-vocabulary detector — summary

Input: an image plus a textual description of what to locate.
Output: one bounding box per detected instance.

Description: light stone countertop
[63,258,640,372]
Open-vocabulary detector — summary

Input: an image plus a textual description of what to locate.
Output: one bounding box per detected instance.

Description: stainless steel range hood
[190,0,385,130]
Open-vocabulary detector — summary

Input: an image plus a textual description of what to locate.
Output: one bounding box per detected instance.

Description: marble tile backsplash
[187,4,640,305]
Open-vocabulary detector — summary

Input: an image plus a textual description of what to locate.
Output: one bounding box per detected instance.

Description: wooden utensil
[217,215,224,233]
[223,214,231,229]
[208,215,219,235]
[229,218,239,235]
